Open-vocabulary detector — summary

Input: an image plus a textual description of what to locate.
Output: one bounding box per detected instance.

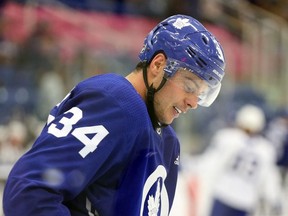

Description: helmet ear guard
[139,14,226,107]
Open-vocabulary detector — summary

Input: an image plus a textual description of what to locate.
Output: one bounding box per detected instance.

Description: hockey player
[206,104,282,216]
[3,14,225,215]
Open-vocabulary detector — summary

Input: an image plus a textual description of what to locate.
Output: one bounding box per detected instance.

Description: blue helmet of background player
[139,14,226,107]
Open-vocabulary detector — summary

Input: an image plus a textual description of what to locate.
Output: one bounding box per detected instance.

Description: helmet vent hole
[154,26,161,33]
[154,23,168,35]
[187,47,196,58]
[202,35,209,45]
[196,58,207,68]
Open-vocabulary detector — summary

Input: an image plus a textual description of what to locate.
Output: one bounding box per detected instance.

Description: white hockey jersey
[204,128,282,211]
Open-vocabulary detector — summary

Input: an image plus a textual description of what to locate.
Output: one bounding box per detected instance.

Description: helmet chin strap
[143,64,168,129]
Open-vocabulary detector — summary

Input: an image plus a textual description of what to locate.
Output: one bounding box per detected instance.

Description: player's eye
[183,80,198,94]
[184,85,196,94]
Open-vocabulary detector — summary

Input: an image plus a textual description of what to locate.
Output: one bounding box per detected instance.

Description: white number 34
[47,107,109,158]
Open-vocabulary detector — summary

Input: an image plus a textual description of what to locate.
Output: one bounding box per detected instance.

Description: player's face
[154,69,208,125]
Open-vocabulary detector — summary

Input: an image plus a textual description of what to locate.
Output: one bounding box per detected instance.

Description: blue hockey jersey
[3,73,180,216]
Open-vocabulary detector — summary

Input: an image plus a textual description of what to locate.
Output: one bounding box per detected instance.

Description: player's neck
[126,70,147,102]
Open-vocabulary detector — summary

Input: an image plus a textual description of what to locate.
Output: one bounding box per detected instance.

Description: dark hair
[135,51,166,71]
[135,61,148,71]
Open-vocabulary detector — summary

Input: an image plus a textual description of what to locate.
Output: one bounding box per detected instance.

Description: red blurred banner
[1,3,244,75]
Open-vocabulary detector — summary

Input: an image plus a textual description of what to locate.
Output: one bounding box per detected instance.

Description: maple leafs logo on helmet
[172,18,194,29]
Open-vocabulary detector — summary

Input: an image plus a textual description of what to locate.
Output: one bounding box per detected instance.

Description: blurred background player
[198,104,283,216]
[266,107,288,176]
[265,107,288,215]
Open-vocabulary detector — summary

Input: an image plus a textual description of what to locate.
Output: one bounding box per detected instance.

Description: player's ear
[149,53,166,77]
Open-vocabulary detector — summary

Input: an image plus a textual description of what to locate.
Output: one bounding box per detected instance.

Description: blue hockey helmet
[139,14,226,107]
